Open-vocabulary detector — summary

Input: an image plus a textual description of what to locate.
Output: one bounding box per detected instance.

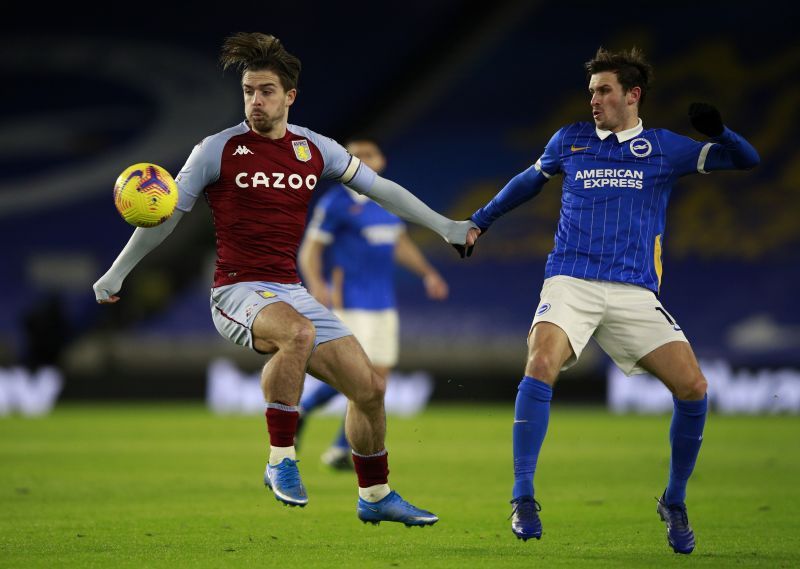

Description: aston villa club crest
[292,139,312,162]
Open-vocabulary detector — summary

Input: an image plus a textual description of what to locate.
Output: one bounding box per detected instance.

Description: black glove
[452,243,474,258]
[689,102,724,137]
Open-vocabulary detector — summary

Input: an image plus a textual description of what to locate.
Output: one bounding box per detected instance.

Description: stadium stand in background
[0,3,797,407]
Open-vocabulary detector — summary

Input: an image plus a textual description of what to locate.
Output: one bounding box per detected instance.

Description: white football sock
[359,484,391,502]
[269,445,296,465]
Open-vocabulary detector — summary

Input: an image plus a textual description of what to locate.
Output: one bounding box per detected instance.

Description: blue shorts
[210,281,352,352]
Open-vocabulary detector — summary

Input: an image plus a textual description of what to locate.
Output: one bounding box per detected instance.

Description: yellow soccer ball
[113,163,179,227]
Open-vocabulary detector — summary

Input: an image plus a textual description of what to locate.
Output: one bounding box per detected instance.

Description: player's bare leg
[525,322,574,385]
[252,302,316,507]
[308,335,438,526]
[638,341,707,401]
[511,322,575,541]
[320,363,392,470]
[638,341,708,554]
[253,302,317,403]
[307,336,385,455]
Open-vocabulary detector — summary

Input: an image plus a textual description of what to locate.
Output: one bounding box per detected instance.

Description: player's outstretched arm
[93,211,185,303]
[354,176,478,248]
[394,232,449,300]
[471,163,548,232]
[688,102,760,170]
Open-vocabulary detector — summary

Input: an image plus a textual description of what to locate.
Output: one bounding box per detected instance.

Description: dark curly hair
[585,47,653,107]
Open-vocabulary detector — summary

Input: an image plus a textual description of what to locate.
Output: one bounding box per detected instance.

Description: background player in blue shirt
[297,139,449,469]
[467,47,759,552]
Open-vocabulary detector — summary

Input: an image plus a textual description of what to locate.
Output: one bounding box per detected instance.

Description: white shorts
[333,308,399,367]
[531,275,688,375]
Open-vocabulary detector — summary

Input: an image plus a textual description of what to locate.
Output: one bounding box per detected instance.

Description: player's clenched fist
[688,102,724,137]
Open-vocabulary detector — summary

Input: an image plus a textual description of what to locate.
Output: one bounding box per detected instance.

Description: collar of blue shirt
[596,118,643,142]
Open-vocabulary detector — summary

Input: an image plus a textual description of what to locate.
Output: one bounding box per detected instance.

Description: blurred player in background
[467,47,759,552]
[93,32,477,527]
[296,139,449,469]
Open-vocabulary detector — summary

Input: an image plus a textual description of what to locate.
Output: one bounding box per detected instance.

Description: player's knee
[365,369,387,404]
[676,372,707,401]
[526,351,560,382]
[286,320,316,353]
[351,369,386,409]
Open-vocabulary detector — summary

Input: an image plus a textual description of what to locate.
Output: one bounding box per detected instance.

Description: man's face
[346,141,386,174]
[588,71,639,132]
[242,69,296,136]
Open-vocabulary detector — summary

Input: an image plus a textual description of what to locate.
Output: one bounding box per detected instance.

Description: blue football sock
[299,382,340,413]
[332,420,349,450]
[665,394,707,505]
[512,376,553,501]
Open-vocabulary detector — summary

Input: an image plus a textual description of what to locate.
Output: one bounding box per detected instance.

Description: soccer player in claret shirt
[465,47,759,552]
[93,32,476,527]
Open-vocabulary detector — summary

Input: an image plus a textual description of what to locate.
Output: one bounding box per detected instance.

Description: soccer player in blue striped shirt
[466,47,759,553]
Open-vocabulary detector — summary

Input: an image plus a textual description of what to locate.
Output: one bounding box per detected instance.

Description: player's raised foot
[656,492,695,554]
[510,496,542,541]
[321,446,354,471]
[264,458,308,507]
[357,491,438,527]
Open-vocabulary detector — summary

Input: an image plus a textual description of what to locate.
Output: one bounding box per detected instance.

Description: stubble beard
[249,108,285,136]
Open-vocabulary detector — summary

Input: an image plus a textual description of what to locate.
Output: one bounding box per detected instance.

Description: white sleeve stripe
[535,159,553,179]
[339,156,362,184]
[697,142,713,174]
[307,227,333,244]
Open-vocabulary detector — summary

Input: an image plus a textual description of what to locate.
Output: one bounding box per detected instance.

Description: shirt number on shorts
[655,306,681,331]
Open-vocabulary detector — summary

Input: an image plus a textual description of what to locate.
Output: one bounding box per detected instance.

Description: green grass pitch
[1,404,798,568]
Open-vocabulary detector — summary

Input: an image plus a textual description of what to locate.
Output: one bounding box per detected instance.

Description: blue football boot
[357,491,438,527]
[656,492,695,554]
[264,458,308,507]
[510,496,542,541]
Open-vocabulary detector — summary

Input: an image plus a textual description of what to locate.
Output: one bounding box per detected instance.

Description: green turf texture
[1,404,798,568]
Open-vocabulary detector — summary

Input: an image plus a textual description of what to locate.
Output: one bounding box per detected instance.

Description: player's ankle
[359,484,391,502]
[269,445,297,465]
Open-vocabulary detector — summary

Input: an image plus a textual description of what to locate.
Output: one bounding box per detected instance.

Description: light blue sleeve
[287,124,377,190]
[174,123,247,212]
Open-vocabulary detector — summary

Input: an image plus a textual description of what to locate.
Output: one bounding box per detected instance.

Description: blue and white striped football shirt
[306,185,404,310]
[472,119,759,293]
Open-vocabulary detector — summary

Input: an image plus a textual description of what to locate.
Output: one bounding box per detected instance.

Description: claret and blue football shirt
[173,122,375,287]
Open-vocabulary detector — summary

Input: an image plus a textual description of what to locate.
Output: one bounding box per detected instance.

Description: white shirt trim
[339,156,361,184]
[307,227,333,244]
[697,142,713,174]
[534,159,552,179]
[596,118,643,142]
